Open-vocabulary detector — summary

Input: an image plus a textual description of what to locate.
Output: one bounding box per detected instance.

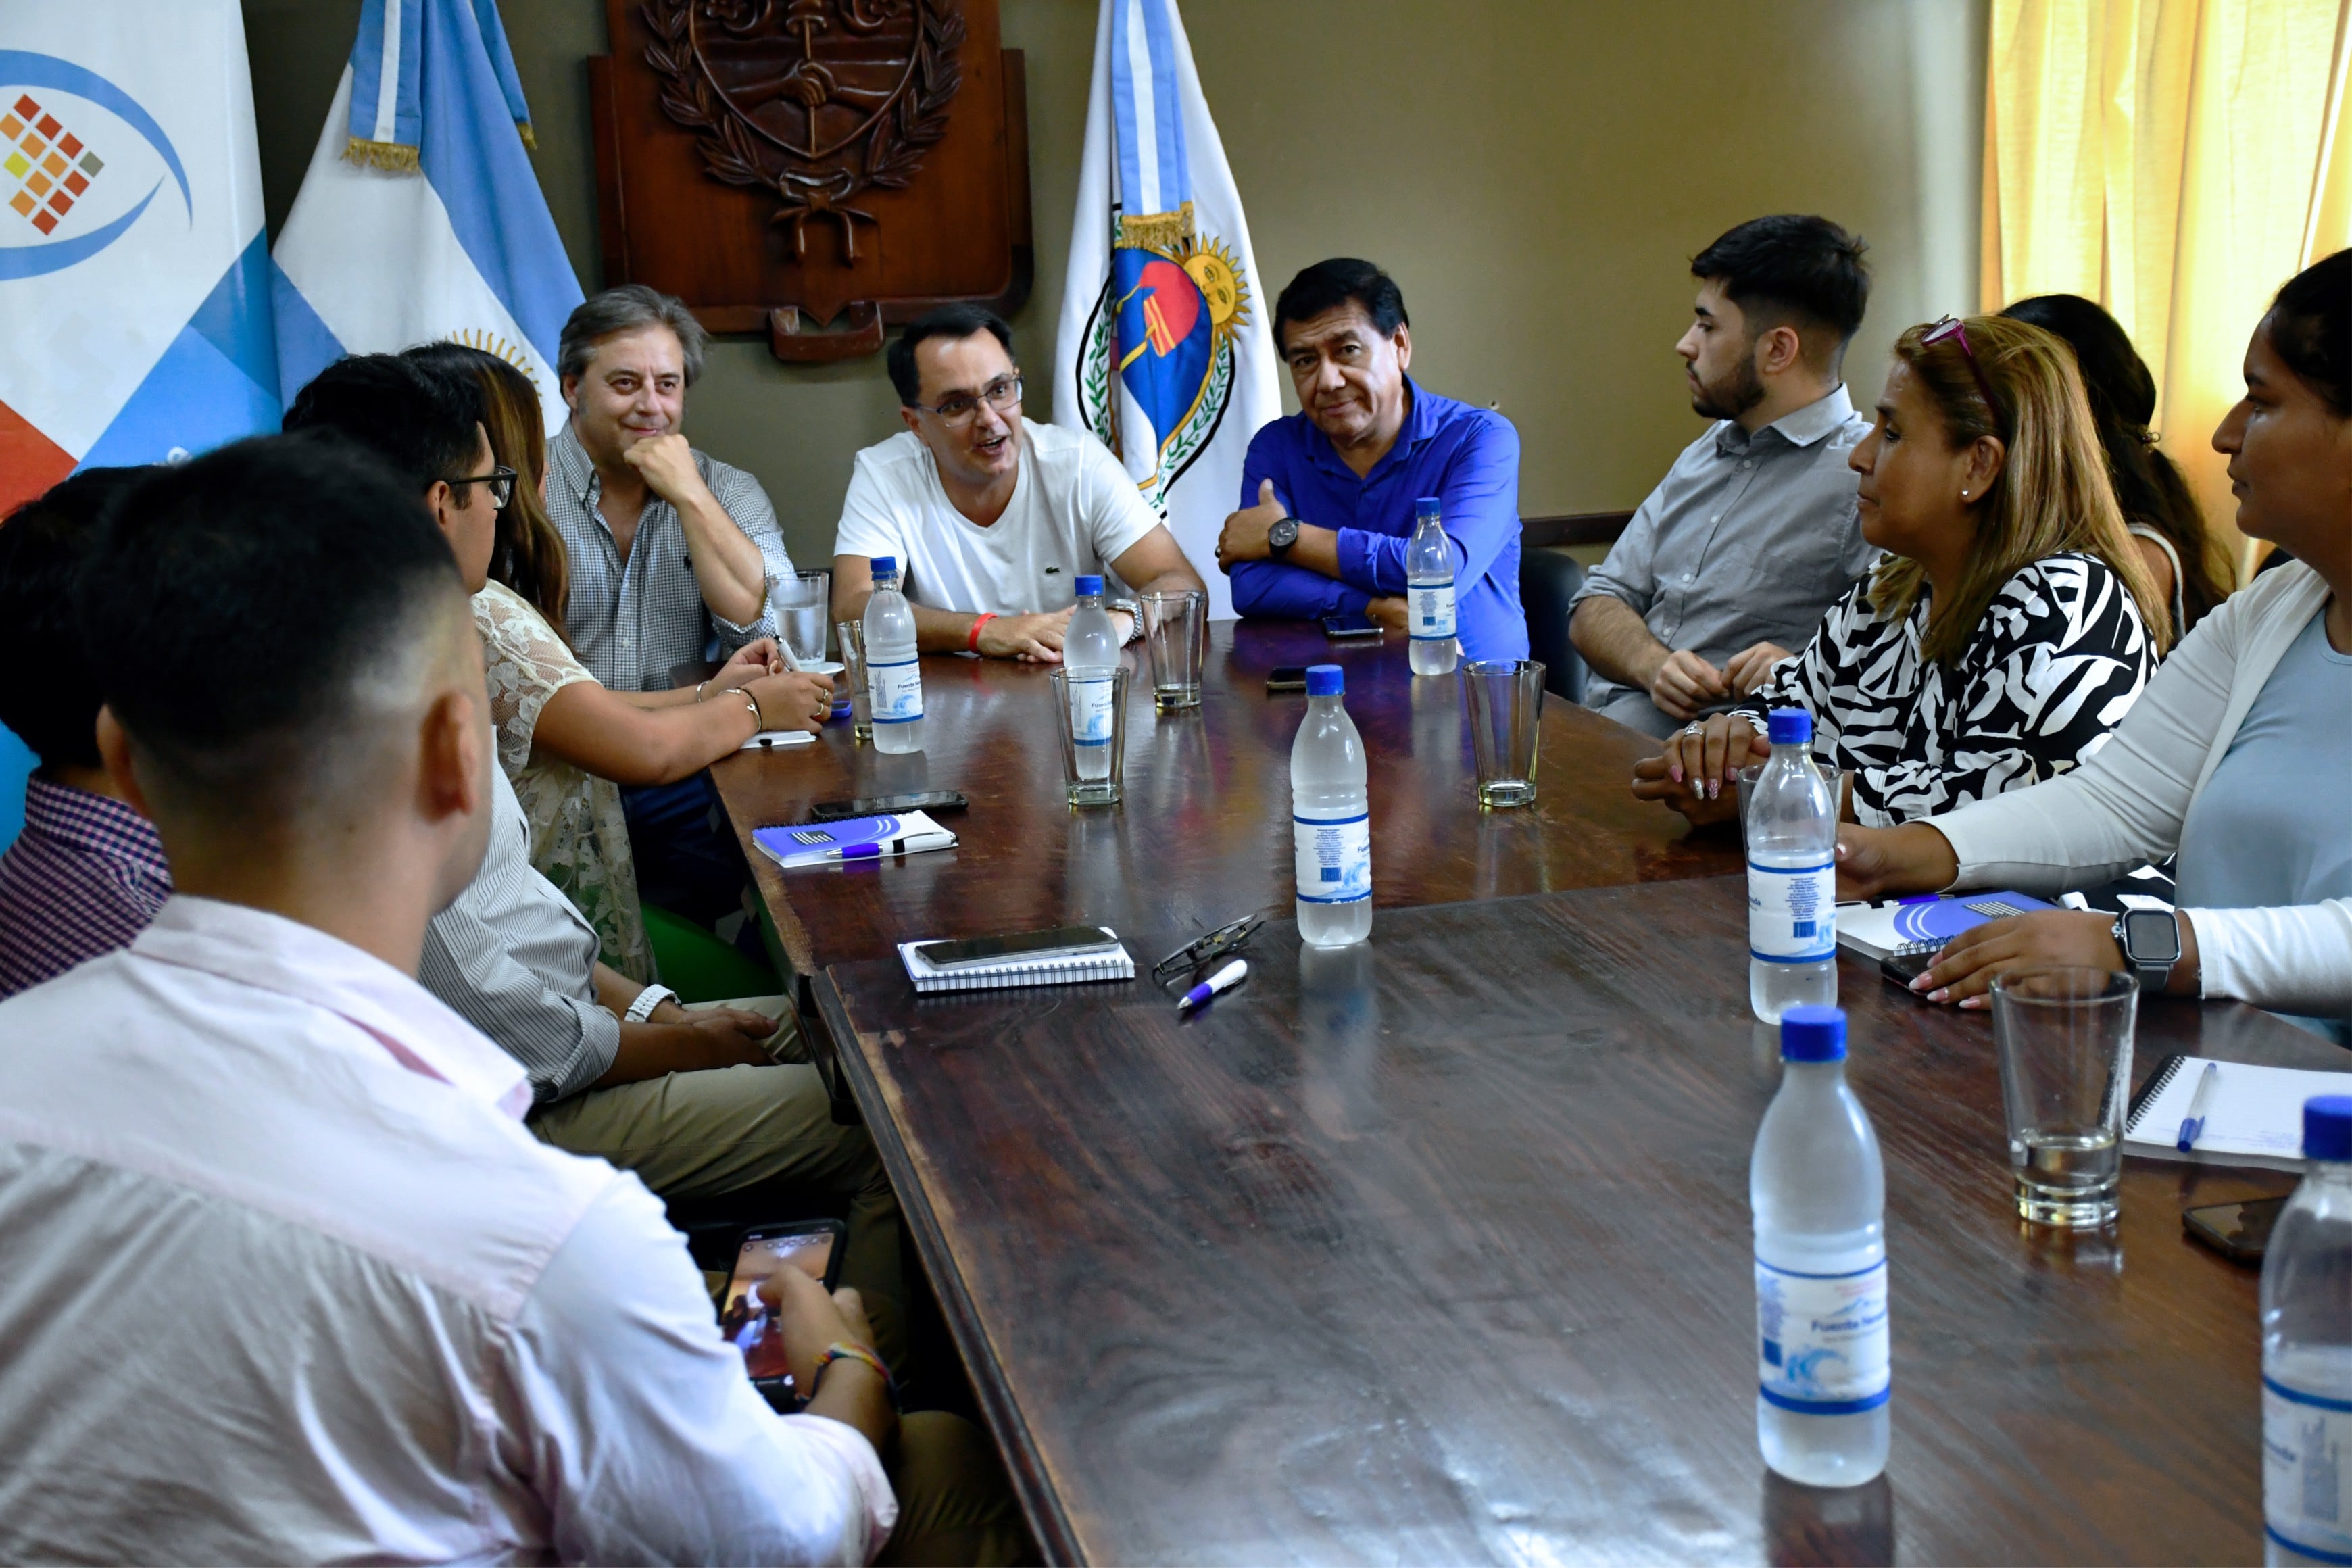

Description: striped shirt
[0,777,171,1000]
[546,422,794,692]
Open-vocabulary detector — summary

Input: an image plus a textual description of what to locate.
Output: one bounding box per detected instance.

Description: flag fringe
[518,122,537,151]
[343,137,421,174]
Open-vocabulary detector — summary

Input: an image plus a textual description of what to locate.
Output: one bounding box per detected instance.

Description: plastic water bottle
[1748,707,1838,1023]
[1753,1004,1890,1488]
[1064,573,1121,781]
[2261,1096,2352,1565]
[1292,664,1371,948]
[1406,496,1459,677]
[862,556,923,755]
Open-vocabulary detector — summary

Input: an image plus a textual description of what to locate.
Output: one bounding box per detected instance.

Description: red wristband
[967,612,996,652]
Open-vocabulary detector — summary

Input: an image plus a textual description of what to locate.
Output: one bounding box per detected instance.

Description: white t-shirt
[832,421,1163,614]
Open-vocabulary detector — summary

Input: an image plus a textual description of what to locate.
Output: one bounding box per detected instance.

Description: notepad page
[898,932,1135,992]
[2126,1056,2352,1164]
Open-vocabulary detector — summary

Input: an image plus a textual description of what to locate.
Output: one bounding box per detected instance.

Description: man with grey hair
[550,285,794,928]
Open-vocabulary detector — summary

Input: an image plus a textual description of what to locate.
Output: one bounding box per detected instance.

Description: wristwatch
[2113,909,2182,991]
[1267,516,1301,560]
[1110,597,1144,643]
[624,983,679,1023]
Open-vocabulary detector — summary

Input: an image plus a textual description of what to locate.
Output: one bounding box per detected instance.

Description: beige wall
[240,0,1986,570]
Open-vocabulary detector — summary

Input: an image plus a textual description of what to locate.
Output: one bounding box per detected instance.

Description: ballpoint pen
[2177,1060,2221,1152]
[1177,959,1248,1011]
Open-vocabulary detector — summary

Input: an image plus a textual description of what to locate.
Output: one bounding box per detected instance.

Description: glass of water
[1461,659,1545,808]
[835,618,870,743]
[775,569,831,666]
[1050,665,1128,806]
[1139,589,1206,710]
[1992,966,2138,1227]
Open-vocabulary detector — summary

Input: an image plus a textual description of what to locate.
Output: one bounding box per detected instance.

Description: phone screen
[810,791,969,820]
[914,925,1117,969]
[2184,1196,2286,1262]
[1267,665,1310,692]
[1322,614,1381,639]
[722,1224,842,1399]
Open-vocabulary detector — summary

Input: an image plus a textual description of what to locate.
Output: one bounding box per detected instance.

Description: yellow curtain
[1982,0,2352,579]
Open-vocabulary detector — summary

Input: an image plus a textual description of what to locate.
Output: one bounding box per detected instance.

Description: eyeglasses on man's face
[914,374,1023,426]
[449,465,517,510]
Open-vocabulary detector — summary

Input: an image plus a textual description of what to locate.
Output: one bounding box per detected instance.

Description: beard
[1690,350,1766,421]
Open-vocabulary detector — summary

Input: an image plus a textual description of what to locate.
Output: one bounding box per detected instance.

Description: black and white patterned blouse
[1736,551,2157,829]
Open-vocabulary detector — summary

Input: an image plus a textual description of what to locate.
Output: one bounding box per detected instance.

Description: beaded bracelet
[967,612,997,652]
[810,1341,898,1408]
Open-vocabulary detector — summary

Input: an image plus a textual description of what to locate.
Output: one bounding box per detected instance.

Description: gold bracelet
[694,677,710,703]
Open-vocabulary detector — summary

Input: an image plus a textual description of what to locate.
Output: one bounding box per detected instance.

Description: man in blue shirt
[1215,260,1526,659]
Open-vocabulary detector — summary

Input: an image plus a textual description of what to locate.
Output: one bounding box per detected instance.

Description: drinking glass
[1461,659,1544,808]
[1736,761,1767,838]
[1050,665,1128,806]
[835,618,871,743]
[1140,589,1207,710]
[775,569,831,666]
[1992,967,2138,1227]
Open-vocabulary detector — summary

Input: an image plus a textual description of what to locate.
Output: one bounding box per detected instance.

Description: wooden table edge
[814,969,1087,1567]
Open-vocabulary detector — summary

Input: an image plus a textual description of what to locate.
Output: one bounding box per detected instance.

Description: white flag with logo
[1052,0,1278,620]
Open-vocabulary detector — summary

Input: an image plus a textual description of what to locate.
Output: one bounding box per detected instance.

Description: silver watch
[1110,597,1144,643]
[624,983,679,1023]
[2112,909,2182,991]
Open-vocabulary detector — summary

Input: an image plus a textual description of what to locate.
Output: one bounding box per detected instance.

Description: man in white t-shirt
[831,304,1208,661]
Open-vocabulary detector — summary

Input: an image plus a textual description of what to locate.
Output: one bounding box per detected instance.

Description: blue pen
[2176,1060,2221,1152]
[835,838,912,862]
[1177,959,1248,1011]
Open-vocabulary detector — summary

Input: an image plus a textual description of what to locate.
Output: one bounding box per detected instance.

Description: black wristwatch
[2113,908,2182,991]
[1267,516,1301,560]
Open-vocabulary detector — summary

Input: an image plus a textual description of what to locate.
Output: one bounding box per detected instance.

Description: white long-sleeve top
[0,896,896,1564]
[1931,560,2352,1017]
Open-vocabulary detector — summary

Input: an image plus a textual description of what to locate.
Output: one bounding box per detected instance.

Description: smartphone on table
[912,925,1119,971]
[1321,613,1382,641]
[721,1219,848,1411]
[808,790,970,821]
[2184,1195,2286,1264]
[1267,666,1310,694]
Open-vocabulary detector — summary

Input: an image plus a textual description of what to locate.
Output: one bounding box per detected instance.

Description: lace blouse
[473,581,656,982]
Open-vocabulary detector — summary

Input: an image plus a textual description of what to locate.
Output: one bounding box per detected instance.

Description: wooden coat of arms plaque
[589,0,1031,361]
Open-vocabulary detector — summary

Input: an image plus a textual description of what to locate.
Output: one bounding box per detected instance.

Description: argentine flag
[1053,0,1278,620]
[272,0,581,429]
[0,0,278,519]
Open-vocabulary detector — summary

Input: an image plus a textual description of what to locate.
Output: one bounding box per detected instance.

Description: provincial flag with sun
[1054,0,1278,620]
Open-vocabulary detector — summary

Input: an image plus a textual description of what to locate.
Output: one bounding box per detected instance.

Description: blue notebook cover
[1836,889,2058,958]
[751,811,956,870]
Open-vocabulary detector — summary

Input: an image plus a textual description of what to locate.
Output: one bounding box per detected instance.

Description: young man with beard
[1571,216,1880,737]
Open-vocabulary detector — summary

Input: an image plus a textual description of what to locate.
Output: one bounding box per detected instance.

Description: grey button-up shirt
[1573,384,1876,737]
[546,422,793,692]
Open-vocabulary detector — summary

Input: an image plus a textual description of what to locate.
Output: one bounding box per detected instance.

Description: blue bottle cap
[1306,664,1345,697]
[869,555,896,578]
[1767,707,1813,746]
[1779,1005,1847,1062]
[2305,1096,2352,1160]
[1075,574,1104,596]
[1416,495,1442,514]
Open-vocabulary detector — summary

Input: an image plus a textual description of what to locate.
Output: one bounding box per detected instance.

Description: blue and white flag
[0,0,278,516]
[271,0,581,431]
[1053,0,1278,620]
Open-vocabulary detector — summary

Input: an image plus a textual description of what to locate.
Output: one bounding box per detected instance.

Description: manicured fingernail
[1960,996,1985,1010]
[1669,766,1683,783]
[1929,988,1949,1002]
[1909,974,1930,991]
[1707,779,1719,799]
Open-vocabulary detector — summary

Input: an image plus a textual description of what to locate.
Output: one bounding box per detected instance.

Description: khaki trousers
[528,998,905,1371]
[883,1412,1035,1566]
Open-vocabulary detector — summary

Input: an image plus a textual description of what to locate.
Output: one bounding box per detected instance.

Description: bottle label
[2265,1377,2352,1561]
[1294,812,1372,904]
[1069,672,1116,749]
[1748,861,1836,962]
[868,657,924,724]
[1755,1256,1890,1413]
[1409,581,1456,641]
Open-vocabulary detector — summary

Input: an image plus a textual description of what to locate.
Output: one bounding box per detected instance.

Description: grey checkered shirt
[547,422,794,692]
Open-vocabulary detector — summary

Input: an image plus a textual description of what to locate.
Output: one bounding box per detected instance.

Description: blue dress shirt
[1231,382,1527,660]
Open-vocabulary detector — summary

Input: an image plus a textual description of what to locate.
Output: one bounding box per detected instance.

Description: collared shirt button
[1683,572,1694,582]
[1709,514,1721,524]
[1740,459,1755,471]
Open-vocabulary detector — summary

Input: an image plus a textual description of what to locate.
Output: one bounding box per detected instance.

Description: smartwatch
[624,983,679,1023]
[1267,516,1301,560]
[2113,908,2182,991]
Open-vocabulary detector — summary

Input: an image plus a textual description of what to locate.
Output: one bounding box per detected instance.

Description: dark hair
[405,343,570,635]
[1272,258,1408,349]
[1690,216,1871,355]
[2265,249,2352,417]
[73,435,465,812]
[283,353,485,495]
[558,284,710,387]
[0,467,151,768]
[2001,293,2228,630]
[887,304,1016,406]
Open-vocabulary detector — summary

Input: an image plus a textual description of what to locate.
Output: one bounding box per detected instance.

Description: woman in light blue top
[1835,249,2352,1041]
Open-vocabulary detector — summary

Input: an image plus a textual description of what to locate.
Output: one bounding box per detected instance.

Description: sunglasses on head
[1920,316,2004,424]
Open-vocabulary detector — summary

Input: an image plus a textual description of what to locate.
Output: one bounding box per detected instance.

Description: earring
[1961,489,1971,499]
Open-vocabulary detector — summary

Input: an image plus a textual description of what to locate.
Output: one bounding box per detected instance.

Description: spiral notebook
[898,931,1135,994]
[2124,1055,2352,1172]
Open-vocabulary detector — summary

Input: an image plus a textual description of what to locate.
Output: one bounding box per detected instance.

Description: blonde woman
[407,343,831,979]
[1634,314,2169,827]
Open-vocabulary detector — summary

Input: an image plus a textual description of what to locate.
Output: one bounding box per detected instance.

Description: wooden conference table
[713,620,2334,1565]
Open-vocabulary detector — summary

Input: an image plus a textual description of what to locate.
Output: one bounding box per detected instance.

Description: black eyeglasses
[1152,914,1264,989]
[912,374,1023,426]
[1920,317,2003,423]
[449,464,517,510]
